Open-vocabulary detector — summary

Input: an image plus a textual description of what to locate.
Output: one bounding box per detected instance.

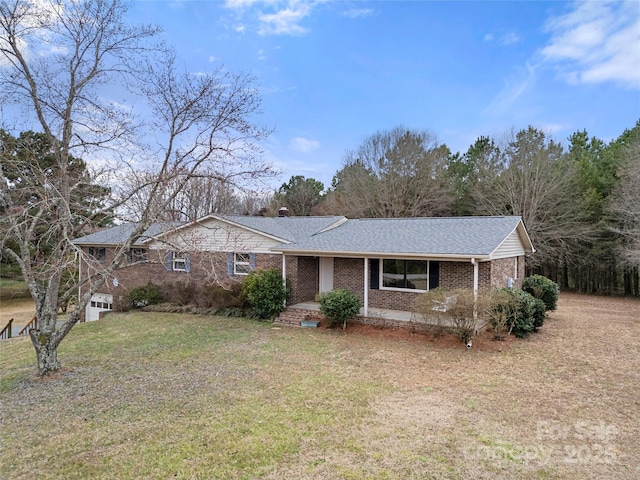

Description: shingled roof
[271,216,532,259]
[72,222,183,246]
[73,215,533,260]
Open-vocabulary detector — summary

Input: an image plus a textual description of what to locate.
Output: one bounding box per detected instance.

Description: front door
[319,257,334,293]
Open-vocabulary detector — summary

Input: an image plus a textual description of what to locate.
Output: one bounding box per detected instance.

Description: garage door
[85,294,113,322]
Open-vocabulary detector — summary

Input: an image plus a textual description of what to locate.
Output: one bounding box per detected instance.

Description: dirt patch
[326,319,519,351]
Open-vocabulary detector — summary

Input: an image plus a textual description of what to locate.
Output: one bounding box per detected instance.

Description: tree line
[274,124,640,297]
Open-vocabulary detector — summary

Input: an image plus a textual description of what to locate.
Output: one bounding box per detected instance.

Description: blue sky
[132,0,639,189]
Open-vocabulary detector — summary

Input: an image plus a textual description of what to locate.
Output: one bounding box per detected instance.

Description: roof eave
[271,247,492,262]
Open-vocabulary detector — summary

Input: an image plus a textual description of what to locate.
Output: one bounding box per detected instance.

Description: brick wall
[438,261,488,291]
[490,256,524,289]
[368,288,422,311]
[79,247,284,320]
[288,256,318,305]
[334,258,365,303]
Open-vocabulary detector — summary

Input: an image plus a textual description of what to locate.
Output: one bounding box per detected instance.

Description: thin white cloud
[290,137,319,153]
[484,31,521,46]
[225,0,262,9]
[224,0,317,36]
[541,0,640,89]
[258,3,312,36]
[486,62,537,115]
[537,123,573,135]
[342,8,374,19]
[500,32,521,46]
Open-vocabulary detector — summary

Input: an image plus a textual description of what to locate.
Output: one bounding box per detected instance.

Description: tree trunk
[29,330,61,375]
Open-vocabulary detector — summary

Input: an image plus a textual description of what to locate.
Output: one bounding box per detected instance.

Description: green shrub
[242,269,289,320]
[487,289,517,340]
[523,275,559,311]
[317,289,361,330]
[127,283,164,309]
[496,288,541,338]
[531,297,547,331]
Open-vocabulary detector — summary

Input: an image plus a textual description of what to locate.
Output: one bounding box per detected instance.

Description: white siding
[491,229,526,259]
[146,218,283,253]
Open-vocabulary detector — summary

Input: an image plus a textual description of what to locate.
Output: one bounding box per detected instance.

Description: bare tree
[472,127,591,268]
[608,134,640,266]
[0,0,274,375]
[120,168,257,221]
[326,127,453,218]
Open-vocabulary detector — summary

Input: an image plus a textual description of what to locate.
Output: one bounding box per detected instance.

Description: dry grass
[1,293,639,479]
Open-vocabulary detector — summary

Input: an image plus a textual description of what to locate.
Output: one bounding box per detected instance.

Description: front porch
[275,302,457,332]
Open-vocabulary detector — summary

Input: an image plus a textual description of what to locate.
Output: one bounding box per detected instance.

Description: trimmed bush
[317,289,361,330]
[487,289,517,340]
[531,297,547,331]
[242,269,289,320]
[523,275,559,311]
[496,288,542,338]
[126,282,164,309]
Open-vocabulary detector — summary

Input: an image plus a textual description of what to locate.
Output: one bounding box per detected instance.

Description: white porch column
[363,257,369,317]
[471,258,478,320]
[281,254,287,306]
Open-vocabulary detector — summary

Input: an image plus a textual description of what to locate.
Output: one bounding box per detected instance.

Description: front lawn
[1,294,638,479]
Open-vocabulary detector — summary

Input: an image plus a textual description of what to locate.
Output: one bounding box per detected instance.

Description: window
[227,252,256,275]
[382,259,428,290]
[89,247,106,263]
[234,253,252,275]
[514,256,519,279]
[378,259,439,291]
[173,255,188,272]
[127,248,147,264]
[164,252,191,273]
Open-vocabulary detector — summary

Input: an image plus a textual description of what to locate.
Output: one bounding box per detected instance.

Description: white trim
[173,255,187,272]
[281,255,287,307]
[364,258,369,317]
[472,258,479,321]
[273,248,492,262]
[233,252,251,276]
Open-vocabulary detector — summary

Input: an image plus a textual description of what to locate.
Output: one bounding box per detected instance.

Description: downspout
[363,258,369,317]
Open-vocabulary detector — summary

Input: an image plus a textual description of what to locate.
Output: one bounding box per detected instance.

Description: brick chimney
[278,207,290,217]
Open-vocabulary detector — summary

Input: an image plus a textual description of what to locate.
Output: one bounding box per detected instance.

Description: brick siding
[334,258,365,303]
[490,256,524,289]
[287,256,319,305]
[79,247,284,320]
[81,246,526,321]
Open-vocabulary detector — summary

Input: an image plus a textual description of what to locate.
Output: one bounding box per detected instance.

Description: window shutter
[227,253,234,275]
[429,261,440,290]
[164,252,174,271]
[370,259,379,289]
[126,251,132,265]
[184,255,191,273]
[249,253,257,270]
